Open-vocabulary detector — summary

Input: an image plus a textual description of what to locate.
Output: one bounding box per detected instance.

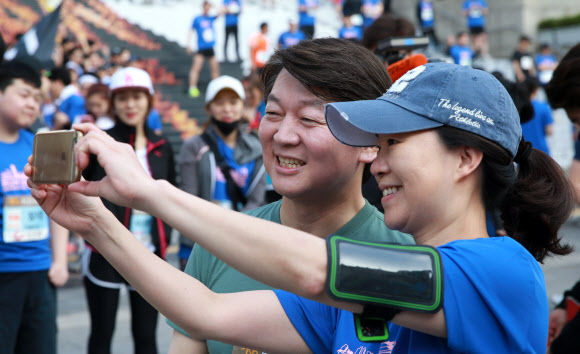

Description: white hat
[78,74,99,87]
[205,75,245,103]
[109,67,154,95]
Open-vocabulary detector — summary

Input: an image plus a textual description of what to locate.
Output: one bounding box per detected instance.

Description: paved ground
[55,1,580,353]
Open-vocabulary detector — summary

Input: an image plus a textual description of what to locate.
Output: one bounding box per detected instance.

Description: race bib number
[228,2,240,14]
[459,51,473,66]
[214,200,234,210]
[520,56,534,70]
[421,8,434,21]
[3,195,49,243]
[202,28,214,43]
[130,210,155,251]
[469,7,482,18]
[539,70,553,85]
[256,50,268,65]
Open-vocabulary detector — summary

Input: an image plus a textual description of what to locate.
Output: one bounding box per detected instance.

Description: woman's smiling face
[372,130,460,236]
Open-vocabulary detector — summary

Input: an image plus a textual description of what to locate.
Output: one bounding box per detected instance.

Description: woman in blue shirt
[28,63,573,353]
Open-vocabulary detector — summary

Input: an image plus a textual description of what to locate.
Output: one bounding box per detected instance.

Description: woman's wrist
[138,179,173,217]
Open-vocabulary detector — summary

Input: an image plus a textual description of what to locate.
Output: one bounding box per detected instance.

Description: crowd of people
[1,0,580,353]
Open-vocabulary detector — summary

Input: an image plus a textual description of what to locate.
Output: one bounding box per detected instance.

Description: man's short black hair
[260,22,268,30]
[0,60,41,91]
[47,67,71,86]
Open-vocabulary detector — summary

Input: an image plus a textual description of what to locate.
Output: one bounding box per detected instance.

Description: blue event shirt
[362,0,382,28]
[462,0,487,28]
[535,53,558,85]
[192,15,218,50]
[275,237,548,353]
[0,130,52,272]
[338,26,363,41]
[224,0,241,27]
[521,100,554,156]
[418,1,435,28]
[45,93,86,129]
[147,108,163,132]
[212,137,256,210]
[278,30,307,50]
[298,0,319,27]
[449,45,474,66]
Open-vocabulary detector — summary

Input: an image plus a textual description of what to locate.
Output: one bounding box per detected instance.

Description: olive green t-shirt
[166,199,413,353]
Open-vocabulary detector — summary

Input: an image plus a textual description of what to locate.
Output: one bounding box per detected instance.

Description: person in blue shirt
[28,55,574,354]
[147,108,163,135]
[361,0,384,28]
[0,60,69,354]
[416,0,438,47]
[46,66,86,130]
[462,0,488,56]
[298,0,319,39]
[277,19,307,50]
[338,15,363,42]
[449,31,474,66]
[223,0,242,62]
[187,1,221,98]
[535,43,558,86]
[521,77,553,156]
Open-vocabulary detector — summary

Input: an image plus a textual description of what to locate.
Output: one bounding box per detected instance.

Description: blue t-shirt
[147,108,163,132]
[418,1,435,28]
[212,138,256,210]
[298,0,319,27]
[45,93,86,129]
[338,26,363,41]
[192,15,218,50]
[276,237,548,353]
[521,100,553,156]
[449,45,474,66]
[278,30,307,50]
[224,0,241,27]
[535,53,558,85]
[462,0,487,28]
[0,130,52,272]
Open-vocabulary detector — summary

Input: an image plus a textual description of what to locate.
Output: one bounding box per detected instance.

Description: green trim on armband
[326,236,444,313]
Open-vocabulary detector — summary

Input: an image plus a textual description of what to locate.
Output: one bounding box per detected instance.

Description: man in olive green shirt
[167,38,413,354]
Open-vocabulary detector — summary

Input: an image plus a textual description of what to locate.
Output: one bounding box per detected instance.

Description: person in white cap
[174,75,266,272]
[80,67,176,354]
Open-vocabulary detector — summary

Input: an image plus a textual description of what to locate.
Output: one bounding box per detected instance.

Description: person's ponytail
[501,140,575,262]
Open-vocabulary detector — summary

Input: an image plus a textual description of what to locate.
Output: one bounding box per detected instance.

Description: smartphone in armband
[354,315,390,342]
[32,130,83,185]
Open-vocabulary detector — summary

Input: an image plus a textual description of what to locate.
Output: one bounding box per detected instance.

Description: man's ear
[456,145,484,181]
[359,146,378,164]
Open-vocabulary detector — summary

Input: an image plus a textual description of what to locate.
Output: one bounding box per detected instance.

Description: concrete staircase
[17,0,244,162]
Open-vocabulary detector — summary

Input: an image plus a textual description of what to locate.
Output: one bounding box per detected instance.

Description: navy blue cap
[325,63,522,158]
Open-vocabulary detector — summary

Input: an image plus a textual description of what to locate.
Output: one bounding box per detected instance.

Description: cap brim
[325,99,444,147]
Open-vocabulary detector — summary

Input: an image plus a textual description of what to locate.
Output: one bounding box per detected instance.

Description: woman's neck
[215,128,238,148]
[411,192,489,247]
[134,124,147,150]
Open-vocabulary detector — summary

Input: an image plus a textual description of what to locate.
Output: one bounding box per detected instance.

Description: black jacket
[82,121,176,258]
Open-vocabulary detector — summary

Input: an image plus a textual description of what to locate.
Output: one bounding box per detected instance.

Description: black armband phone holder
[326,236,444,342]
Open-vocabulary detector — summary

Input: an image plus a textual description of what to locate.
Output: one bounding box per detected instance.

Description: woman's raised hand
[69,123,158,211]
[25,159,106,236]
